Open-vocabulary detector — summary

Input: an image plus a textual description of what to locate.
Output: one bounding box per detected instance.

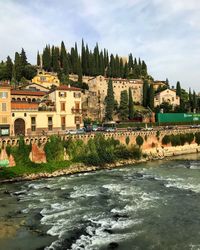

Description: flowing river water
[1,154,200,250]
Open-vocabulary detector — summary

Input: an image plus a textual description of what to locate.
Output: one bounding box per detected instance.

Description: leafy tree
[128,87,134,120]
[20,48,28,67]
[105,79,115,121]
[119,90,129,121]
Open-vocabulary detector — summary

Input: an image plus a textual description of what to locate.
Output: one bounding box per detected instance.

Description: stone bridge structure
[1,128,200,149]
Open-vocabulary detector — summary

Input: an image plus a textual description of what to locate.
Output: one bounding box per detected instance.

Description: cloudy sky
[0,0,199,90]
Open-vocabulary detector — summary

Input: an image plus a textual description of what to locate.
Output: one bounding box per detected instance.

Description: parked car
[104,127,116,132]
[76,128,86,134]
[65,129,77,135]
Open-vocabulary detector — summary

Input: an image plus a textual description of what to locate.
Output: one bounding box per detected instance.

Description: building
[154,89,180,107]
[152,81,167,90]
[32,69,60,88]
[0,84,11,136]
[10,85,83,136]
[82,75,143,120]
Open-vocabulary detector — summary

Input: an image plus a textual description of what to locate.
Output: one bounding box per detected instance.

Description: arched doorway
[14,118,25,136]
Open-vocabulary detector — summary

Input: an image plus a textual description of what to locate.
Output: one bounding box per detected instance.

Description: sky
[0,0,200,91]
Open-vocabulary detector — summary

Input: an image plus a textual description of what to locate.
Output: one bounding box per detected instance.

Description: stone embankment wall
[0,128,200,166]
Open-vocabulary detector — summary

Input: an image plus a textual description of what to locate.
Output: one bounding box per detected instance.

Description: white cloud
[0,0,199,90]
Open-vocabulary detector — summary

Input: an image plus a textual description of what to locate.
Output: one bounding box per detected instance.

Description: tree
[105,79,115,121]
[176,81,181,97]
[193,91,197,111]
[119,90,129,121]
[148,84,154,110]
[42,45,51,71]
[143,80,149,107]
[20,48,27,67]
[37,51,41,67]
[14,52,23,82]
[128,88,134,120]
[6,56,13,80]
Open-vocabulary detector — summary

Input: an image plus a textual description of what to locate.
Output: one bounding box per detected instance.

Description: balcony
[71,108,82,114]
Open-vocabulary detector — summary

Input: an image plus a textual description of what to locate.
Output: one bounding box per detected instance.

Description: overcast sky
[0,0,199,91]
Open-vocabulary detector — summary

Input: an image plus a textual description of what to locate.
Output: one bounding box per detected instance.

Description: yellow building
[154,89,180,107]
[0,84,11,136]
[32,70,60,88]
[11,85,83,136]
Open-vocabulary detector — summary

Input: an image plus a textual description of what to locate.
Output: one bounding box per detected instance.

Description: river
[1,154,200,250]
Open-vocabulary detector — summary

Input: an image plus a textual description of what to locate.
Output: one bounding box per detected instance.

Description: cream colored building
[32,70,60,88]
[82,75,143,120]
[0,84,11,136]
[154,89,180,107]
[11,85,83,136]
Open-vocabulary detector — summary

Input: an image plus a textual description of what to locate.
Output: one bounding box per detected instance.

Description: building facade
[0,85,11,136]
[82,75,143,120]
[154,89,180,107]
[10,85,83,136]
[32,70,60,88]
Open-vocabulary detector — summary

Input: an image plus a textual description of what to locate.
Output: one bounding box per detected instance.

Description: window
[59,92,66,97]
[61,116,66,130]
[0,92,8,98]
[31,117,36,131]
[60,102,65,111]
[75,102,80,110]
[2,103,6,111]
[172,97,174,101]
[48,117,53,131]
[74,92,81,98]
[75,116,81,124]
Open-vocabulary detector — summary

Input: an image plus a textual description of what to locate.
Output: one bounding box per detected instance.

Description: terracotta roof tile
[11,90,46,96]
[57,85,81,91]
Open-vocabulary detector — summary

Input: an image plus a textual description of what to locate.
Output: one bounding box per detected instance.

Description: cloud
[0,0,199,90]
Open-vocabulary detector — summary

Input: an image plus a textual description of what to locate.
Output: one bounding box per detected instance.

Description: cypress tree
[14,52,23,82]
[128,87,134,120]
[189,88,193,110]
[193,91,197,111]
[6,56,13,80]
[119,90,129,121]
[77,57,82,83]
[81,39,86,75]
[52,47,60,73]
[37,51,41,67]
[60,41,67,68]
[42,45,51,71]
[148,84,155,110]
[123,62,128,78]
[143,80,149,107]
[119,58,124,78]
[105,79,115,121]
[176,81,181,97]
[20,48,27,67]
[128,53,133,72]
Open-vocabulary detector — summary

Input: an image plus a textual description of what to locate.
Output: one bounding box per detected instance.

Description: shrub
[195,132,200,145]
[162,135,170,145]
[180,134,186,146]
[170,134,181,147]
[185,133,194,145]
[136,135,144,147]
[115,145,132,159]
[44,135,64,162]
[130,145,142,159]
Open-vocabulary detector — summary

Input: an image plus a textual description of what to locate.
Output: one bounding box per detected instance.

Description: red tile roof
[11,90,46,96]
[11,102,39,110]
[57,85,81,91]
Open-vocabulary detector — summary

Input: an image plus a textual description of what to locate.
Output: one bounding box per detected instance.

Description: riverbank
[1,143,200,184]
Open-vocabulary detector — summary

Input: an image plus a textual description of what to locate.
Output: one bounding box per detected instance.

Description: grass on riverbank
[0,160,72,180]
